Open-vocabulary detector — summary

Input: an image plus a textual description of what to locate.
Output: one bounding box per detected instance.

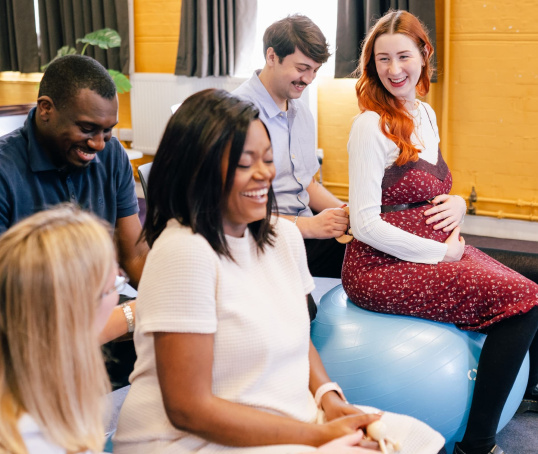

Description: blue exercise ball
[103,430,115,453]
[311,285,529,452]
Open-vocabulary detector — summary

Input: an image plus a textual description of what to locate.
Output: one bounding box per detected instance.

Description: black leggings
[459,306,538,453]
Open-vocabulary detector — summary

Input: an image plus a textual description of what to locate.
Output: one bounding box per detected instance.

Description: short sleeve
[136,223,220,334]
[274,217,315,296]
[112,139,139,219]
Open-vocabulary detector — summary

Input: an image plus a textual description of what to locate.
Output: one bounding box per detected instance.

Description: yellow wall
[133,0,181,73]
[0,77,40,105]
[447,0,538,218]
[316,77,357,201]
[318,0,538,219]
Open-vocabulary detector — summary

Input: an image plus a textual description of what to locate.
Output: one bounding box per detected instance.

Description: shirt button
[291,154,296,159]
[297,177,301,183]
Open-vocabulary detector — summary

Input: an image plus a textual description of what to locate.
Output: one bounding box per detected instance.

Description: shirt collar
[24,107,101,173]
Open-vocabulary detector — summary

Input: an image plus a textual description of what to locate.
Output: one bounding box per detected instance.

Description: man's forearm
[306,179,345,212]
[273,213,319,239]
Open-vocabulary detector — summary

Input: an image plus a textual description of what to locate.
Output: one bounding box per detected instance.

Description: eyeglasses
[101,270,130,298]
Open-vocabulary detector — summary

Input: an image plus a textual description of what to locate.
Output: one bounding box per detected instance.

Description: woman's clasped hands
[423,194,466,232]
[317,392,383,452]
[423,194,467,262]
[316,431,381,453]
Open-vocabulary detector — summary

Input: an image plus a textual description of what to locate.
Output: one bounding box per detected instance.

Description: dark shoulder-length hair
[355,10,434,166]
[142,88,276,259]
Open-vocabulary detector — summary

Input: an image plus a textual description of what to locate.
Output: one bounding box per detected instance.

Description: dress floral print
[342,150,538,332]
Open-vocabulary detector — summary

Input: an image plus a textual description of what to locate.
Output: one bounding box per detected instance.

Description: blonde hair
[0,205,115,453]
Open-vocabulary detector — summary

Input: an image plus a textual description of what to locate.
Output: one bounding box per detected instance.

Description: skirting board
[130,73,247,155]
[461,215,538,242]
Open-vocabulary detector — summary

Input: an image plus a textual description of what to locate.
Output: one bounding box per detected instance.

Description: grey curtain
[335,0,437,81]
[37,0,130,73]
[175,0,256,77]
[0,0,40,72]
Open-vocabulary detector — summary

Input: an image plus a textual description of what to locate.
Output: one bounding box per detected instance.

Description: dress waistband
[380,200,432,213]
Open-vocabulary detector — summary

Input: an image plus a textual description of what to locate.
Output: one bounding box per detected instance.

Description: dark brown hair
[142,89,276,259]
[263,14,330,64]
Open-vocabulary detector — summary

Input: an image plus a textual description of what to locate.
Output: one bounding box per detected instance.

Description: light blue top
[233,71,319,217]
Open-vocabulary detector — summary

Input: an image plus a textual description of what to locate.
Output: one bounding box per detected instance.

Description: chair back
[138,162,153,199]
[0,104,35,137]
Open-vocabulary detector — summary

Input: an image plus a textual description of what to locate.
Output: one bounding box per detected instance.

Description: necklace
[412,100,425,148]
[414,100,422,125]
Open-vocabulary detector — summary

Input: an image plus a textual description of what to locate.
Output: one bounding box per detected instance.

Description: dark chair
[137,162,152,199]
[0,103,35,136]
[478,247,538,285]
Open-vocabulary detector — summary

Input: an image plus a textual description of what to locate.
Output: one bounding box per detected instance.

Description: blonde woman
[0,205,121,453]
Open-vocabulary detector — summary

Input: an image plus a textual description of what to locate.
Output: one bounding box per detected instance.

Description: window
[33,0,40,40]
[236,0,337,77]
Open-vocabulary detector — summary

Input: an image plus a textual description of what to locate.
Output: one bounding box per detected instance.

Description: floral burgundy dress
[341,150,538,332]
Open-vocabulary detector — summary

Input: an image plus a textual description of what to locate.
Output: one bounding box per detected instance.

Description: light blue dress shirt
[234,71,319,217]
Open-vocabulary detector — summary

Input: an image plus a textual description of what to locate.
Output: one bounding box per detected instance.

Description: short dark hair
[263,14,330,64]
[142,89,276,259]
[38,55,116,110]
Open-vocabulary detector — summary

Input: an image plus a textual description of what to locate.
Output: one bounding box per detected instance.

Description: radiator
[129,72,317,154]
[130,73,247,154]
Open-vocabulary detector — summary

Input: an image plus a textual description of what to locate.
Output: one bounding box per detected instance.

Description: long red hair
[355,10,434,166]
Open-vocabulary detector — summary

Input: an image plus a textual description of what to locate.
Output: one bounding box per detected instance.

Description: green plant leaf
[77,28,121,50]
[108,70,132,94]
[40,46,77,71]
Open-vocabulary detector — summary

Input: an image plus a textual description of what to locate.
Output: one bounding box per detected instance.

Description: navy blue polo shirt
[0,108,139,234]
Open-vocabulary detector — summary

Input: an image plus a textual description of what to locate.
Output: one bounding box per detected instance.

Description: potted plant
[41,28,131,94]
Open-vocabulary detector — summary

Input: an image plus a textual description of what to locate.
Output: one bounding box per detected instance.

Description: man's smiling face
[39,88,118,169]
[268,47,322,108]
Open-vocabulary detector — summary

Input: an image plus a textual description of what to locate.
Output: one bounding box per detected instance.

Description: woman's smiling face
[374,33,425,108]
[222,119,275,238]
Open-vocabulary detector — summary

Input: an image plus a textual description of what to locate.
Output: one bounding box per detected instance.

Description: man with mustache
[234,15,349,281]
[0,55,147,385]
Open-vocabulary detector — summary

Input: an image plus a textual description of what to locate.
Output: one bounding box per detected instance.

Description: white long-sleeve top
[347,101,448,264]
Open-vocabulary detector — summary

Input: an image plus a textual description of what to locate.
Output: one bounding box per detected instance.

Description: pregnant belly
[381,205,451,244]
